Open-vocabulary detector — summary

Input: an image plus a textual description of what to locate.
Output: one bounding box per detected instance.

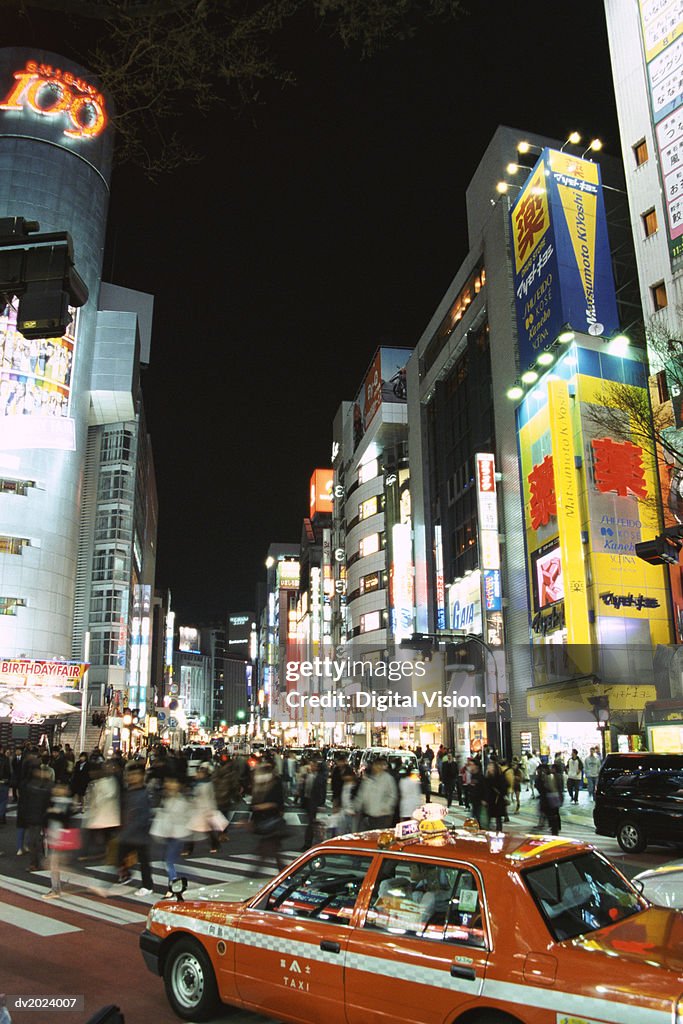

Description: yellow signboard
[547,379,591,646]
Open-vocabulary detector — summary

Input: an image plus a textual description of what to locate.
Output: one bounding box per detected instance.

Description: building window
[359,496,378,520]
[358,459,378,485]
[642,208,658,237]
[89,587,126,624]
[0,597,26,615]
[652,280,668,311]
[101,428,134,464]
[633,138,648,167]
[360,611,381,633]
[0,536,30,555]
[359,533,380,558]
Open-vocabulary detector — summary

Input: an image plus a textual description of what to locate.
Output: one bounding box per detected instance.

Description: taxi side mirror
[170,877,188,901]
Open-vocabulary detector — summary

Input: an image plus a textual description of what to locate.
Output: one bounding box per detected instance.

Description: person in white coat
[184,765,226,857]
[150,777,192,897]
[398,769,423,820]
[81,763,121,859]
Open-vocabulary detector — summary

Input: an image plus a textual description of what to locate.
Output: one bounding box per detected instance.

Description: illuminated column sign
[476,453,504,646]
[547,379,591,646]
[434,524,446,630]
[391,522,414,641]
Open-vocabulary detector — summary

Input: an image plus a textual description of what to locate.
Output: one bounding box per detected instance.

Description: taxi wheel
[617,819,647,854]
[164,937,220,1022]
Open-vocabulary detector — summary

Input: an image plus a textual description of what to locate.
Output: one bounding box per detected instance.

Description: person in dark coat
[441,754,457,808]
[0,748,10,824]
[251,759,287,871]
[467,759,485,824]
[70,752,90,808]
[117,764,154,894]
[19,765,52,869]
[483,762,508,832]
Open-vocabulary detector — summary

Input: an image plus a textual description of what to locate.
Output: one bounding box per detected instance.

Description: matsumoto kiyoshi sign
[510,148,619,373]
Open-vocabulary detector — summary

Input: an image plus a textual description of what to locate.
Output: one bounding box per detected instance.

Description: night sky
[7,2,619,621]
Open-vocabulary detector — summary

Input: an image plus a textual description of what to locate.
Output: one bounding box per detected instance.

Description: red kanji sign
[514,191,546,263]
[591,437,647,498]
[528,454,556,529]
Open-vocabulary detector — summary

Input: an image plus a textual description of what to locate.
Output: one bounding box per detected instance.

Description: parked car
[593,752,683,853]
[182,744,215,778]
[140,819,682,1024]
[358,747,419,777]
[633,859,683,909]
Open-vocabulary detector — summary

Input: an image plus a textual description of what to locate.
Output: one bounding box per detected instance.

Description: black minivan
[593,752,683,853]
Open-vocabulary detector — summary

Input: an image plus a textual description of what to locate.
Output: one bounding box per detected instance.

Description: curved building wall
[0,48,113,659]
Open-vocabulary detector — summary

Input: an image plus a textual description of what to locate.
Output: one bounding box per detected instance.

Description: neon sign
[0,61,107,139]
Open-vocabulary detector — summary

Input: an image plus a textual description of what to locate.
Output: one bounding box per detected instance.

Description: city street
[0,791,678,1024]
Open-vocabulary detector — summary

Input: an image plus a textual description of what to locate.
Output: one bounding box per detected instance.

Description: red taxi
[140,819,683,1024]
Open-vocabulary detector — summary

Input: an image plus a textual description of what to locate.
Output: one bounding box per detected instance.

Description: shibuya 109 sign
[0,60,107,139]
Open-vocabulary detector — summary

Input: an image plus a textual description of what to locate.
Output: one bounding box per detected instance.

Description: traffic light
[235,709,246,724]
[0,216,88,339]
[635,534,682,565]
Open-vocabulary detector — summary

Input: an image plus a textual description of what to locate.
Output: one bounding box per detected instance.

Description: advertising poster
[510,148,619,371]
[517,339,673,652]
[354,346,411,450]
[0,298,77,448]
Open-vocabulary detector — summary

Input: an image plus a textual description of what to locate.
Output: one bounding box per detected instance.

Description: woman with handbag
[251,759,287,872]
[43,782,78,899]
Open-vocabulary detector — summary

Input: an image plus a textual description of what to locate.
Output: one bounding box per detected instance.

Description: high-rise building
[407,124,654,760]
[331,347,414,747]
[604,1,683,655]
[0,48,157,746]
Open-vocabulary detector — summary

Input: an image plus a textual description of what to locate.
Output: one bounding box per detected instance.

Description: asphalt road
[0,793,678,1024]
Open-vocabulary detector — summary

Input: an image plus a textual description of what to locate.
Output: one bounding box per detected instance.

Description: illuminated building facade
[330,348,414,746]
[408,125,646,758]
[0,49,157,739]
[257,542,299,736]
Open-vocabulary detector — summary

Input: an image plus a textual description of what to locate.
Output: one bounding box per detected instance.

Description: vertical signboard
[638,0,683,259]
[547,379,592,646]
[475,453,503,645]
[510,148,619,370]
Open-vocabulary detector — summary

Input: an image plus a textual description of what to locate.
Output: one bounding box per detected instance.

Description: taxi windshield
[524,851,644,942]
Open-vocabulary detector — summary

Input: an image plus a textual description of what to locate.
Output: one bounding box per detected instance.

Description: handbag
[50,826,81,852]
[253,814,286,837]
[208,810,229,832]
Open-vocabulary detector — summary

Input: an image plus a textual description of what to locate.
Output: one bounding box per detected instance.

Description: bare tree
[5,0,464,175]
[586,316,683,523]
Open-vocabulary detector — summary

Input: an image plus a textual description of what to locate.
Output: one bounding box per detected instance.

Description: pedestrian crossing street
[0,802,663,937]
[0,846,304,934]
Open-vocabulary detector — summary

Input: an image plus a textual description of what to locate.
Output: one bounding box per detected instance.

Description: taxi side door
[233,850,374,1024]
[345,854,489,1024]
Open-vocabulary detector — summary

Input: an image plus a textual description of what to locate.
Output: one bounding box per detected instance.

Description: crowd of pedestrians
[0,738,606,898]
[0,741,244,899]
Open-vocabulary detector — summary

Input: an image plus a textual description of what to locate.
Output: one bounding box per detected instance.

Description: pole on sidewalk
[79,631,90,754]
